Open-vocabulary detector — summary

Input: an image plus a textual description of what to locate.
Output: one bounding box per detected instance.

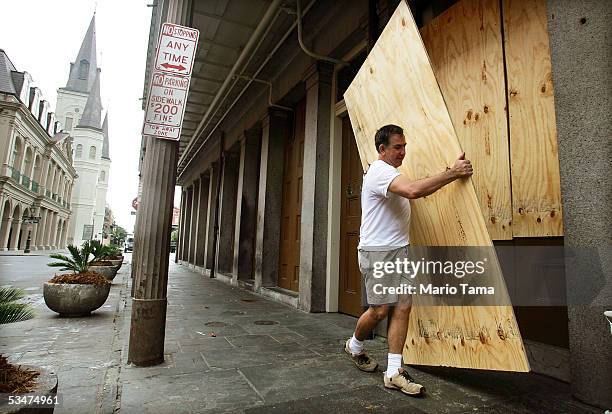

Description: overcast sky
[0,0,182,232]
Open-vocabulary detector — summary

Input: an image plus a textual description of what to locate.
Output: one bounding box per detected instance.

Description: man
[344,124,473,396]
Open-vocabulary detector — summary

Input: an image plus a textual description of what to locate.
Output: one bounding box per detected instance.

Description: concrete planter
[107,258,123,271]
[43,282,110,317]
[0,365,58,414]
[89,264,118,281]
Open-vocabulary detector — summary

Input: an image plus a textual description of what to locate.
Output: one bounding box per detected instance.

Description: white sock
[348,334,364,355]
[386,353,402,377]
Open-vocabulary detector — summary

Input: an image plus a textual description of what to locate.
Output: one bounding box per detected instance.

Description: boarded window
[89,146,96,159]
[76,144,83,158]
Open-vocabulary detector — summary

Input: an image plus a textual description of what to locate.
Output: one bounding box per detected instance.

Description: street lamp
[22,206,41,254]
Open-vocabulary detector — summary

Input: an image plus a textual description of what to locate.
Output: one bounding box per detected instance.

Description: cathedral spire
[66,14,98,93]
[77,70,102,129]
[102,111,110,159]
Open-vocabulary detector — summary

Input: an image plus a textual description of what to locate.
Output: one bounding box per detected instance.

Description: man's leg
[344,305,388,372]
[383,299,424,395]
[354,305,389,342]
[387,302,411,355]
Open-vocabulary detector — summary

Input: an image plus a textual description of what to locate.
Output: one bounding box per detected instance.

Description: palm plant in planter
[44,241,111,317]
[88,241,120,281]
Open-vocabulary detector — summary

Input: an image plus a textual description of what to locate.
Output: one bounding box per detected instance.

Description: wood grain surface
[503,0,563,237]
[344,0,529,371]
[421,0,513,240]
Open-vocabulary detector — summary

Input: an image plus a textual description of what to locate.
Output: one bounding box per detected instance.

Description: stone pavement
[1,256,601,413]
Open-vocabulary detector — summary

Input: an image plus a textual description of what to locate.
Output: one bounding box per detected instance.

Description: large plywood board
[344,1,529,371]
[420,0,512,240]
[503,0,563,237]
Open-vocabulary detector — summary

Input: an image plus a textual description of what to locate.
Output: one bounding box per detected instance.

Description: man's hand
[388,152,474,199]
[450,152,473,178]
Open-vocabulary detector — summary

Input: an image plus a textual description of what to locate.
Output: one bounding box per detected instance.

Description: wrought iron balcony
[8,166,20,182]
[21,175,31,189]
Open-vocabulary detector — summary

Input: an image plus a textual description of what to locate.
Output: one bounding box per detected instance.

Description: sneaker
[384,368,425,396]
[344,338,378,372]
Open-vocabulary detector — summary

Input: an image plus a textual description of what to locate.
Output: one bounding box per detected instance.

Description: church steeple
[65,14,98,93]
[102,112,110,160]
[77,71,102,129]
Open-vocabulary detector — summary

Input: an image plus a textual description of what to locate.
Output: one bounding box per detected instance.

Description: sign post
[130,20,200,367]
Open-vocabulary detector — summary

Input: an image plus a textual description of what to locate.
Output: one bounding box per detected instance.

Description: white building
[55,15,111,247]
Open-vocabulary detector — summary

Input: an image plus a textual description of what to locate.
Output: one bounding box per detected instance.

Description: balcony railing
[8,166,20,182]
[21,175,30,189]
[45,189,51,198]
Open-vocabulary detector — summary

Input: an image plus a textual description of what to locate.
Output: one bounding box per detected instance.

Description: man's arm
[388,152,473,199]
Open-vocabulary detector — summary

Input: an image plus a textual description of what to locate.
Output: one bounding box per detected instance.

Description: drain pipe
[233,75,293,112]
[295,0,349,66]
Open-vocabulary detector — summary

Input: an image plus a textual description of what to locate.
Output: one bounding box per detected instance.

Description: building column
[9,219,23,250]
[0,215,12,251]
[195,173,209,267]
[205,162,220,271]
[19,223,30,250]
[45,212,55,249]
[190,182,201,265]
[233,128,261,280]
[217,151,240,275]
[50,213,58,249]
[547,0,612,408]
[176,190,186,263]
[254,109,291,289]
[60,218,68,248]
[298,61,333,312]
[36,209,47,249]
[184,185,194,264]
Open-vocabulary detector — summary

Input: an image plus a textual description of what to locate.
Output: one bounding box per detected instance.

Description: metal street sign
[142,72,191,141]
[155,23,199,76]
[22,216,41,225]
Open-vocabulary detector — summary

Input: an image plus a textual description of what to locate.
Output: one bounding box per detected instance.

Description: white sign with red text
[155,23,199,76]
[142,72,190,141]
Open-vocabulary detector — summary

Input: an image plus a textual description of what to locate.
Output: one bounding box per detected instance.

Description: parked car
[124,234,134,252]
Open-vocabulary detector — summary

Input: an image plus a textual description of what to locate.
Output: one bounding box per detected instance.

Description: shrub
[47,242,95,274]
[0,287,34,324]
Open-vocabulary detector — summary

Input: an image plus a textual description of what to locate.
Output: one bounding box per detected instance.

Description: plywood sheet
[344,1,529,371]
[420,0,512,240]
[503,0,563,237]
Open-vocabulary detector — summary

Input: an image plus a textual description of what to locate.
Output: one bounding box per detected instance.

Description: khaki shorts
[358,246,414,306]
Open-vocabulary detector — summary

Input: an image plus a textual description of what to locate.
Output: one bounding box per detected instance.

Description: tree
[111,225,128,245]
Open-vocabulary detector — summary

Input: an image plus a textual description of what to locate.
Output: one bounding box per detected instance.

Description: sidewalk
[2,258,599,413]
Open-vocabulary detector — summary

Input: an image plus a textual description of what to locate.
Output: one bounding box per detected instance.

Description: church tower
[56,15,111,246]
[55,15,98,132]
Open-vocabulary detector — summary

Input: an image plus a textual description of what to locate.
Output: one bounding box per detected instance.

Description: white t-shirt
[358,160,411,250]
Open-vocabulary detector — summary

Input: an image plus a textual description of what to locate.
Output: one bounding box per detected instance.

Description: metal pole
[24,226,31,253]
